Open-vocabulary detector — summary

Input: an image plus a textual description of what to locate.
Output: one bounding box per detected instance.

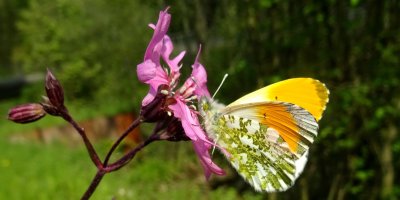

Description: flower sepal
[140,84,170,122]
[41,69,69,117]
[157,117,190,142]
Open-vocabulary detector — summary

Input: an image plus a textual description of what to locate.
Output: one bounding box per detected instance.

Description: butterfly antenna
[212,73,228,99]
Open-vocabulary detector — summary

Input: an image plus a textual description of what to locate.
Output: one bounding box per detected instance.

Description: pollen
[161,90,169,95]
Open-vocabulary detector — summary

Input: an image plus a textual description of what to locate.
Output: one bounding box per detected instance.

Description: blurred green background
[1,0,399,199]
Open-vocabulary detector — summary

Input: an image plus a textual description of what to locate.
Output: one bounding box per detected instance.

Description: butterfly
[200,78,329,192]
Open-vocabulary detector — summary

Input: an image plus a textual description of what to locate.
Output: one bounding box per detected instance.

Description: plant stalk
[103,117,143,165]
[81,170,105,200]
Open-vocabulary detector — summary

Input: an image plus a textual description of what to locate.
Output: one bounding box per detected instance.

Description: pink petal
[161,36,174,62]
[141,88,157,106]
[169,99,225,178]
[169,100,209,142]
[144,9,171,61]
[192,140,225,179]
[137,59,170,106]
[161,36,186,73]
[137,60,156,83]
[183,46,211,98]
[191,62,210,97]
[141,74,169,106]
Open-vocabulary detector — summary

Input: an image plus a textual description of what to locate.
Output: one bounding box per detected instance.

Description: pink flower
[137,8,225,179]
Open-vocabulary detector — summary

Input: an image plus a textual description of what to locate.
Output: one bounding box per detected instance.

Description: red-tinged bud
[163,118,190,142]
[140,84,170,122]
[8,103,46,124]
[154,116,190,142]
[45,69,65,109]
[40,96,62,116]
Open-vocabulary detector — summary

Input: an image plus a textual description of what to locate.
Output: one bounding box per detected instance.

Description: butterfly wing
[209,101,318,191]
[228,78,329,121]
[222,102,318,156]
[202,78,329,192]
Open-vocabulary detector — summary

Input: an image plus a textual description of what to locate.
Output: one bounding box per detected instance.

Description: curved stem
[62,113,102,167]
[103,117,143,166]
[105,133,159,172]
[81,170,105,200]
[81,132,160,199]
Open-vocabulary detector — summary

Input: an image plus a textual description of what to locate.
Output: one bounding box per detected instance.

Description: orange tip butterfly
[200,78,329,192]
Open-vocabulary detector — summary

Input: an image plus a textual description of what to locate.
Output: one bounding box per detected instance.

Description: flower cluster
[137,8,225,178]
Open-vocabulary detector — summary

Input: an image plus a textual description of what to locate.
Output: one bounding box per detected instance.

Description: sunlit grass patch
[0,136,262,199]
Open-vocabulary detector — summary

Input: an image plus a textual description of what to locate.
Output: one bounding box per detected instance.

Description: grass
[0,133,264,200]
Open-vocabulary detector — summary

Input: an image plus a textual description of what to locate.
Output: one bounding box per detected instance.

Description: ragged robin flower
[137,8,225,179]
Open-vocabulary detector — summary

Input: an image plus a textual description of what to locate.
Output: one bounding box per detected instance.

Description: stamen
[190,104,197,110]
[185,95,197,102]
[179,85,187,94]
[163,66,169,75]
[160,90,169,95]
[167,111,172,116]
[170,78,176,88]
[182,87,195,99]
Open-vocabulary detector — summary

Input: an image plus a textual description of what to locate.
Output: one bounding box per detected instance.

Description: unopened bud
[8,103,46,124]
[45,69,65,109]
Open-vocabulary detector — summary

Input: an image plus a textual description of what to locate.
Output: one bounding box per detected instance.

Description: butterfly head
[199,97,225,117]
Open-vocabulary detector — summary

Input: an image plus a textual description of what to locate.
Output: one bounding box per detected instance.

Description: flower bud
[8,103,46,124]
[45,68,65,109]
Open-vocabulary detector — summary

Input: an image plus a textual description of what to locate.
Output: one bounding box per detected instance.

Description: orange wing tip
[312,79,330,121]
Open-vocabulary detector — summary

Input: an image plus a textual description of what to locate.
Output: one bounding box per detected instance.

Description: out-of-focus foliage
[13,0,157,113]
[0,0,27,75]
[1,0,400,199]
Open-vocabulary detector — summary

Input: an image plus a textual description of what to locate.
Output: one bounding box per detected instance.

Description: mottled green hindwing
[201,99,314,192]
[214,115,303,191]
